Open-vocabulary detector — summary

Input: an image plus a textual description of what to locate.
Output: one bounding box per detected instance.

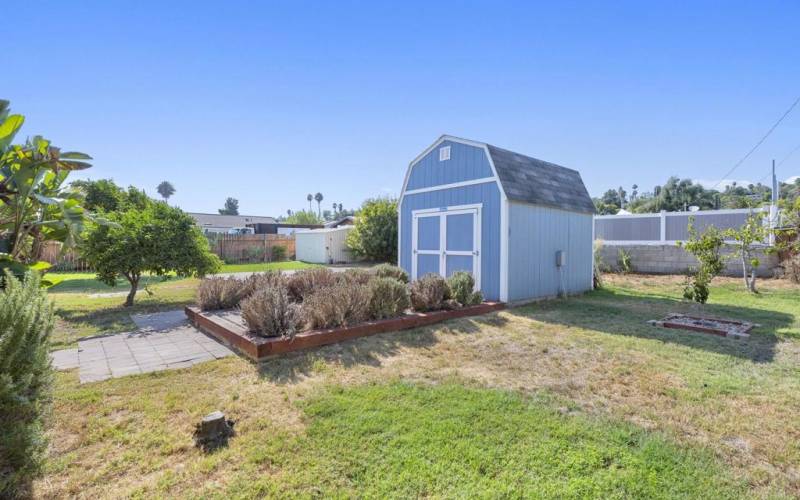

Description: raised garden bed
[185,302,505,361]
[648,313,757,340]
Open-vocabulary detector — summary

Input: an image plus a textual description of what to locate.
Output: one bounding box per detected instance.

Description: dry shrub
[368,277,411,319]
[240,284,300,338]
[783,255,800,283]
[303,281,370,329]
[409,273,450,311]
[196,276,248,310]
[446,271,482,306]
[374,263,409,284]
[242,271,284,296]
[286,268,338,302]
[339,269,373,286]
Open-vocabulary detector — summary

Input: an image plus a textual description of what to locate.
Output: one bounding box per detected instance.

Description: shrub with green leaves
[0,272,55,498]
[196,276,249,310]
[409,273,450,311]
[286,268,338,303]
[271,245,287,261]
[368,277,411,319]
[303,281,371,329]
[679,218,725,304]
[617,249,633,274]
[240,284,300,338]
[446,271,482,306]
[345,197,398,263]
[373,263,408,284]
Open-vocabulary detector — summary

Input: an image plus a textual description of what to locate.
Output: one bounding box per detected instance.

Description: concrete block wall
[597,244,779,277]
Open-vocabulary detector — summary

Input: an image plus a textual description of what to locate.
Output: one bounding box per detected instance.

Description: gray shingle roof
[486,144,595,214]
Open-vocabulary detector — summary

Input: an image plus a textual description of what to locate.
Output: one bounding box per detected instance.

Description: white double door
[411,205,480,288]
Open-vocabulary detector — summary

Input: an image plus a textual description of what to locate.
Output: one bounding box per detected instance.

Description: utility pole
[769,159,778,245]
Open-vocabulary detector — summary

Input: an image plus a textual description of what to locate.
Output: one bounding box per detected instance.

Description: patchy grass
[46,261,319,349]
[49,278,198,350]
[40,275,800,497]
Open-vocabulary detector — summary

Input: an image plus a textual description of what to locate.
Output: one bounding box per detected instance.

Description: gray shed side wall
[508,203,594,302]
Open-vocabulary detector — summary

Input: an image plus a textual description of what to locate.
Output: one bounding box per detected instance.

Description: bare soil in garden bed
[186,302,506,361]
[649,313,757,339]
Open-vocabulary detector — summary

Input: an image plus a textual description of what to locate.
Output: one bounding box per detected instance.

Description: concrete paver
[51,310,234,383]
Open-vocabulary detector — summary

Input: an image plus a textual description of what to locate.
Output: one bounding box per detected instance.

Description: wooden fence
[39,241,92,271]
[206,234,296,264]
[37,234,297,271]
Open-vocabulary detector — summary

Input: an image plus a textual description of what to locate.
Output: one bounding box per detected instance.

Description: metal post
[660,210,667,243]
[769,159,778,245]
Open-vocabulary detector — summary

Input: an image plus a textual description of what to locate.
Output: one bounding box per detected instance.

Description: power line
[712,95,800,190]
[755,140,800,184]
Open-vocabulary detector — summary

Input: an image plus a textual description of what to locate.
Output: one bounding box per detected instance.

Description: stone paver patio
[52,310,234,383]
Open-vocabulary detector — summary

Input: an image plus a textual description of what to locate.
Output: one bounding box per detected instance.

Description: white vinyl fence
[594,207,772,245]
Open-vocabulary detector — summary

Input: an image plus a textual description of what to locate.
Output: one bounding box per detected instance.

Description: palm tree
[307,193,313,211]
[338,203,343,213]
[156,181,175,203]
[314,192,323,217]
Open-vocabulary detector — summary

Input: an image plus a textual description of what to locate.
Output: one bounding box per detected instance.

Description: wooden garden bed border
[185,302,505,361]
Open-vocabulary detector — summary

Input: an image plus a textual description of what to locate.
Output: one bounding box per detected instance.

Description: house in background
[398,135,595,303]
[187,213,276,234]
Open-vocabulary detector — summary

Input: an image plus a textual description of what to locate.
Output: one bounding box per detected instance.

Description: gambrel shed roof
[485,143,596,214]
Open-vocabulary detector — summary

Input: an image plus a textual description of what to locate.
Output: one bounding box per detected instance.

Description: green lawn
[40,274,800,498]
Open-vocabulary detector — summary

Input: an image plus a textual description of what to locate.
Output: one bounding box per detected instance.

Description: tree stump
[193,411,235,451]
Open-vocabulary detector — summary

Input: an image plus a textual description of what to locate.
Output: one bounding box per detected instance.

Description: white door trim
[411,204,481,290]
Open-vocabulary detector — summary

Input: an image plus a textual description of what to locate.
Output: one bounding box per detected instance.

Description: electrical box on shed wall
[555,250,566,267]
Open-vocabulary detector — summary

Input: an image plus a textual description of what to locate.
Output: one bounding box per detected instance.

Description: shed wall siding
[406,140,494,191]
[508,203,593,302]
[295,232,327,263]
[399,183,501,300]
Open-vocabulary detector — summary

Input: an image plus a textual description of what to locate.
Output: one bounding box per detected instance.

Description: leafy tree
[678,218,725,303]
[0,271,54,497]
[285,210,321,225]
[72,178,124,212]
[723,213,769,293]
[156,181,175,202]
[0,100,101,268]
[218,197,239,215]
[83,200,221,306]
[314,192,323,217]
[346,197,397,263]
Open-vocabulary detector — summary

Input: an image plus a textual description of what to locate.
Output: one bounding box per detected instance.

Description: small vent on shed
[439,146,451,161]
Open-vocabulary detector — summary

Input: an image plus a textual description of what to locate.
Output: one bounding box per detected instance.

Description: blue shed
[398,135,596,303]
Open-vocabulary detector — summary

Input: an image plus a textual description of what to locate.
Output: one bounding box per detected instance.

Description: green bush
[368,277,411,319]
[286,268,338,303]
[446,271,482,306]
[196,276,249,310]
[271,245,287,262]
[679,218,725,304]
[303,281,371,329]
[617,249,633,274]
[374,263,408,284]
[0,272,55,498]
[240,284,300,338]
[409,273,450,311]
[345,197,398,263]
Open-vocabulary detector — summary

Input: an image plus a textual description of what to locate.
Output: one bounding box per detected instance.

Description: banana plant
[0,100,111,275]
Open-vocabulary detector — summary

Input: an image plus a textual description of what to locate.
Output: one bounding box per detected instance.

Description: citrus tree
[83,196,221,306]
[723,213,770,293]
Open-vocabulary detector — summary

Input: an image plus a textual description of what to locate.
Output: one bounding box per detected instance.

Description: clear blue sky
[7,1,800,216]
